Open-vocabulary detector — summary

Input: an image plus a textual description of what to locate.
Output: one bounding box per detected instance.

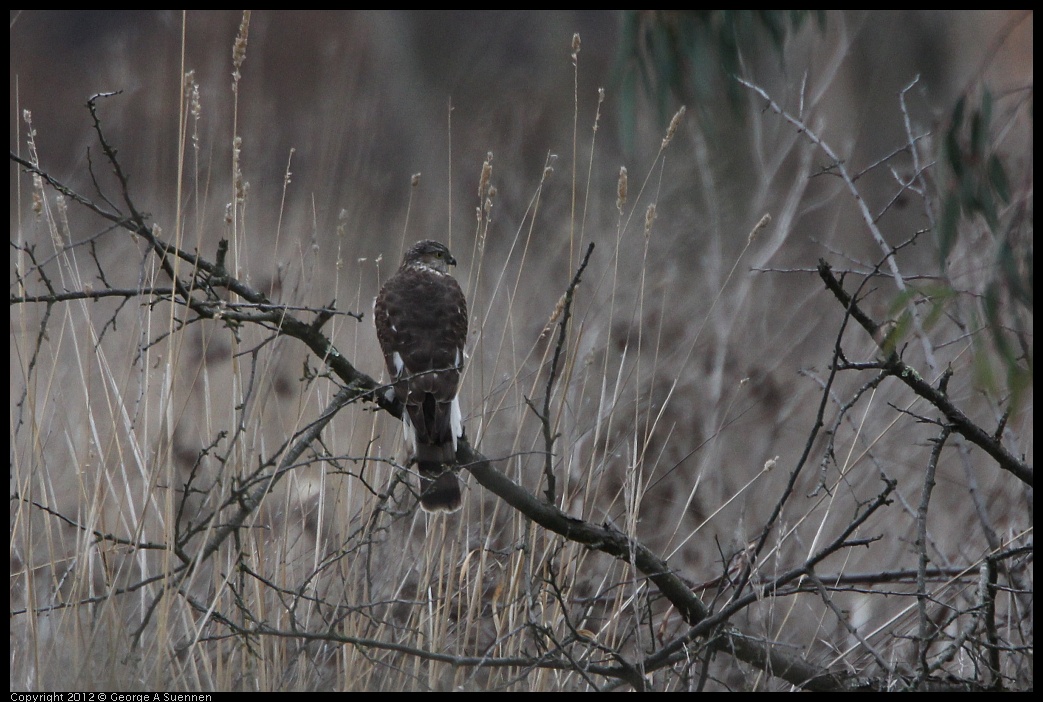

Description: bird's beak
[448,254,458,266]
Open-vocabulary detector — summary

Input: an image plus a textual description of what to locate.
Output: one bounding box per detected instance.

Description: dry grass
[10,11,1032,691]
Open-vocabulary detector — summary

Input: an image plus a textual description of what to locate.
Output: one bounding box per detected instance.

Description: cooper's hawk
[374,240,468,512]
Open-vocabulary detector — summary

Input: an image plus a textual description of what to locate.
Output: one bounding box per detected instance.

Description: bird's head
[402,239,457,274]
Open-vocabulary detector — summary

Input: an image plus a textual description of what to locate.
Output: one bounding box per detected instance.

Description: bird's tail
[417,462,462,513]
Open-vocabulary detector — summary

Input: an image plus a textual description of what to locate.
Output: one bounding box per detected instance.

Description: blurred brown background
[10,10,1032,691]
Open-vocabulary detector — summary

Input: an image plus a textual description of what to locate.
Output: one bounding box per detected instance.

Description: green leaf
[981,90,993,136]
[977,183,998,228]
[945,136,963,178]
[951,96,966,132]
[988,154,1011,204]
[938,195,960,265]
[921,285,955,331]
[970,109,985,159]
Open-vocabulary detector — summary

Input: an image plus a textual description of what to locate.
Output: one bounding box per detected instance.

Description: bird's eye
[435,251,443,258]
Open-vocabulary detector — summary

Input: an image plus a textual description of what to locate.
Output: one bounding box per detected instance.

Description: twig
[536,241,595,504]
[817,259,1032,486]
[914,425,952,687]
[738,76,939,374]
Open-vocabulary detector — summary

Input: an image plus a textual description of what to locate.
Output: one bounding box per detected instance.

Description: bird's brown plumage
[374,240,468,512]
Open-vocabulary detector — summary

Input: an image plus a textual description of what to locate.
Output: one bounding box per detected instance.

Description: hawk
[374,240,468,512]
